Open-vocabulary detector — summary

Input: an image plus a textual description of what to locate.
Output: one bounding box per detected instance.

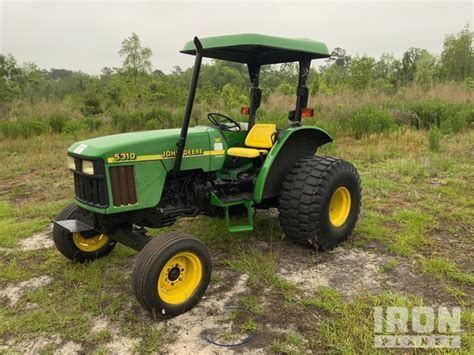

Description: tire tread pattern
[279,156,361,250]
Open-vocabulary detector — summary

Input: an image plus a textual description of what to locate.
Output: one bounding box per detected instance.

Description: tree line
[0,26,472,119]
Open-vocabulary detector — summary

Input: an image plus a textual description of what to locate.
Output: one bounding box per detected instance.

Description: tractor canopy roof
[181,33,330,65]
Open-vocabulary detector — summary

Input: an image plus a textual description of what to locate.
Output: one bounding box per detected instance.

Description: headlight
[67,156,76,170]
[82,160,95,175]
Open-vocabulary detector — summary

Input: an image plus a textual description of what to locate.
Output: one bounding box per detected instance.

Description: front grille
[71,157,108,208]
[109,166,137,207]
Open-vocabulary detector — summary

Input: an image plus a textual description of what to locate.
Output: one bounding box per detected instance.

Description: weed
[135,327,166,353]
[350,105,396,139]
[381,258,400,272]
[428,127,442,152]
[239,295,265,316]
[422,256,474,285]
[48,113,70,133]
[240,319,257,333]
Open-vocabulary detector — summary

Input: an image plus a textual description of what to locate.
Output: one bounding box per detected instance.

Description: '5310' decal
[113,152,137,161]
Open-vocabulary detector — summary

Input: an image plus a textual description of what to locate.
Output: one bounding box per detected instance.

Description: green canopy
[181,33,330,65]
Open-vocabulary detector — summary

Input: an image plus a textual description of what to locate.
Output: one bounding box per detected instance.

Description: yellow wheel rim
[158,252,203,305]
[329,186,351,227]
[72,233,109,252]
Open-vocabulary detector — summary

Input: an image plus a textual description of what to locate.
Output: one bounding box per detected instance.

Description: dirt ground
[1,221,472,354]
[0,130,473,353]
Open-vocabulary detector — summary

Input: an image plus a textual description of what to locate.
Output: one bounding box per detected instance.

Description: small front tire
[53,203,116,263]
[132,233,212,318]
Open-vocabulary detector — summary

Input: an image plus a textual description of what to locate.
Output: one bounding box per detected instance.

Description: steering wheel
[207,112,241,132]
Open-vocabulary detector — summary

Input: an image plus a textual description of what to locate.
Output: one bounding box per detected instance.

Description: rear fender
[253,126,333,203]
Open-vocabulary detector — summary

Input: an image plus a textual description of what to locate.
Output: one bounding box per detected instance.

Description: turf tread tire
[279,156,361,250]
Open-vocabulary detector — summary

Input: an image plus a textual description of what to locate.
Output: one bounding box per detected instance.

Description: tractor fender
[253,126,333,203]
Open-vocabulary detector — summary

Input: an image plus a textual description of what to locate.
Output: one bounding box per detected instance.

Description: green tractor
[54,34,361,318]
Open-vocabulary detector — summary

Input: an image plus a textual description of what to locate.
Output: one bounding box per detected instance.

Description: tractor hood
[67,126,217,162]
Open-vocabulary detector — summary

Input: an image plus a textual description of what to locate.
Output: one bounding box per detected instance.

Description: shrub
[81,97,102,116]
[144,107,174,128]
[111,107,174,132]
[48,113,69,133]
[111,111,146,132]
[82,116,102,131]
[64,120,87,134]
[277,83,293,96]
[0,118,49,139]
[428,128,441,152]
[405,101,459,129]
[0,121,20,139]
[350,106,395,139]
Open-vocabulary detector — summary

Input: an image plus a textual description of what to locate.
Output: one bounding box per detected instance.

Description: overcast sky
[1,0,472,74]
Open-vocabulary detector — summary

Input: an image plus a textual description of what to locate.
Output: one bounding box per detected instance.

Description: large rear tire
[132,233,211,318]
[279,156,361,250]
[53,203,116,263]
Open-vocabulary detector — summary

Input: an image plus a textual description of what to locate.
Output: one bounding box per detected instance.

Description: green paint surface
[253,126,333,203]
[181,33,330,63]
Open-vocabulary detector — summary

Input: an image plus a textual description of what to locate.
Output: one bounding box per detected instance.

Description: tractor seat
[227,124,277,158]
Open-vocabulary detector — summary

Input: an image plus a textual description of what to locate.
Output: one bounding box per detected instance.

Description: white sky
[1,0,473,74]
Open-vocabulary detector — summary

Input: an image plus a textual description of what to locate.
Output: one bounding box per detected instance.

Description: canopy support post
[174,37,203,173]
[247,62,261,130]
[293,58,312,123]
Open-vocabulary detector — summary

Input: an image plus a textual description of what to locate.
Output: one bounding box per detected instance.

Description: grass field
[0,127,473,353]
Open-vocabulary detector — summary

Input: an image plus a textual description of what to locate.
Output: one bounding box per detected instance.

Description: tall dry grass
[266,83,474,114]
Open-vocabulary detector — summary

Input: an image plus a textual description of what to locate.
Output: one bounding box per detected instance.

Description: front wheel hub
[158,252,203,305]
[168,267,181,282]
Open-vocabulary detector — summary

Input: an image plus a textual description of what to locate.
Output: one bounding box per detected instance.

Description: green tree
[373,53,401,87]
[401,48,427,85]
[0,54,22,102]
[439,25,473,82]
[119,33,153,84]
[415,52,437,90]
[19,62,48,102]
[348,55,375,91]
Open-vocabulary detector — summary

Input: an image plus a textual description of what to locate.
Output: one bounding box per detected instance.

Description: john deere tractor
[54,34,361,318]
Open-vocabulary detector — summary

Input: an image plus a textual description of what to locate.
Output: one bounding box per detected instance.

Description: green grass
[270,332,307,353]
[380,258,400,272]
[422,256,474,285]
[0,128,472,352]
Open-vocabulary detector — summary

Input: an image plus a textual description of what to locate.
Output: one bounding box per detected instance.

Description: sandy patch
[0,275,53,306]
[91,316,141,354]
[277,247,456,305]
[106,335,140,355]
[279,248,386,298]
[54,341,83,354]
[19,224,54,251]
[91,317,110,333]
[1,335,82,354]
[0,335,62,354]
[164,273,249,354]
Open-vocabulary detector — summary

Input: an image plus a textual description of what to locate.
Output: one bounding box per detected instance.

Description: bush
[48,113,69,133]
[64,120,87,134]
[111,108,175,132]
[405,101,459,129]
[350,106,396,139]
[428,128,441,152]
[111,111,146,132]
[82,116,102,131]
[81,97,102,116]
[0,118,49,139]
[144,107,174,128]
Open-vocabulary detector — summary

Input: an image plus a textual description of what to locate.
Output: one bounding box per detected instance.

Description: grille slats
[109,166,137,207]
[71,157,108,208]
